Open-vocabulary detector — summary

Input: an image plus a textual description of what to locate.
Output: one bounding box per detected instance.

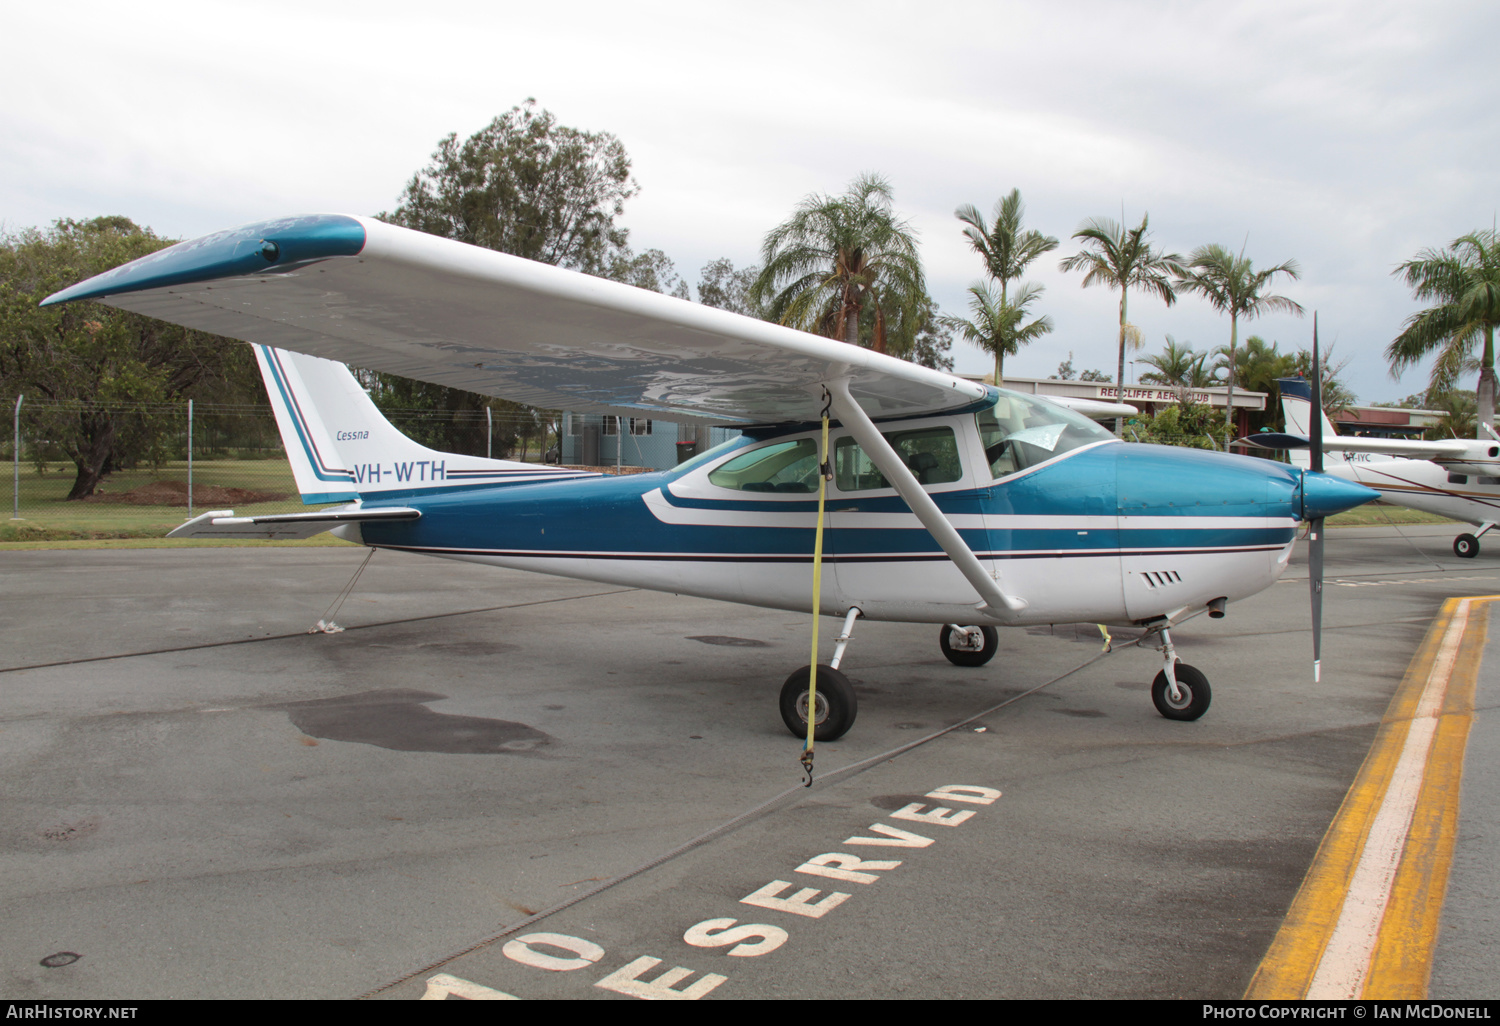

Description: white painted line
[1305,599,1470,999]
[594,957,727,1000]
[420,973,518,1000]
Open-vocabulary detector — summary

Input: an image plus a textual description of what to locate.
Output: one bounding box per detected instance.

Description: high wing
[41,214,988,425]
[1237,377,1478,463]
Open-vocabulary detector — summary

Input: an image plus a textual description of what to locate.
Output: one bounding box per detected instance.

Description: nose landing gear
[1146,624,1211,721]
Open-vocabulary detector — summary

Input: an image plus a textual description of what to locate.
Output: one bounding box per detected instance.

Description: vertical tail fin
[255,346,594,505]
[256,346,360,504]
[1276,377,1344,470]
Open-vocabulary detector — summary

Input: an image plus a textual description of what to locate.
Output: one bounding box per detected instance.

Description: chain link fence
[3,397,560,539]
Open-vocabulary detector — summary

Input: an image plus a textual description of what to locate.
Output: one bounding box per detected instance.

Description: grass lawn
[1,457,342,544]
[1326,502,1455,527]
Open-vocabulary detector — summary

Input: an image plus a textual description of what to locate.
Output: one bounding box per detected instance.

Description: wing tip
[41,214,368,307]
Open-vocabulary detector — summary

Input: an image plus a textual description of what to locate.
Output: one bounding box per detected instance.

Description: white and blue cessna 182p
[43,214,1376,740]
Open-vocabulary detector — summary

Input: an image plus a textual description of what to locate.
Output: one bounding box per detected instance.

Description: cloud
[5,0,1495,401]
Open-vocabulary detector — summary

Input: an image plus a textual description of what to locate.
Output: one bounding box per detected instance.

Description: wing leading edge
[43,215,988,425]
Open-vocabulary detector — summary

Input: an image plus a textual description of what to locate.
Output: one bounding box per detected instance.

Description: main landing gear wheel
[1455,533,1480,558]
[939,625,999,667]
[1151,663,1212,721]
[780,665,858,741]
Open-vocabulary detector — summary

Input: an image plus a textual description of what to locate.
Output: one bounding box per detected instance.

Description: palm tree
[749,174,925,355]
[1058,214,1185,431]
[1175,244,1303,447]
[1425,389,1478,441]
[1386,229,1500,436]
[1139,336,1216,390]
[945,282,1053,385]
[954,189,1058,384]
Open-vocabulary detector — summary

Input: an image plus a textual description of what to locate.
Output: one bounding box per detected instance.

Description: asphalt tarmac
[0,523,1495,1000]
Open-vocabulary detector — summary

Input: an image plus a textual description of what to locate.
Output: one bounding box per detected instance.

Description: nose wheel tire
[1455,533,1480,558]
[939,625,1000,667]
[780,665,858,741]
[1151,663,1211,721]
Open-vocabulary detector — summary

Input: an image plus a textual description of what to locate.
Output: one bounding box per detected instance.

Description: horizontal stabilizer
[1237,432,1311,451]
[168,506,420,540]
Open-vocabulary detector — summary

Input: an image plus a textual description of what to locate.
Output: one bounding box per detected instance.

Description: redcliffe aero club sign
[1097,386,1213,405]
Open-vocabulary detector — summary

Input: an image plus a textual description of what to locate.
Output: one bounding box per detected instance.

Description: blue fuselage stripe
[354,443,1304,560]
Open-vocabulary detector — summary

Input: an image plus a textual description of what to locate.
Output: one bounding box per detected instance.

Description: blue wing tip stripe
[41,214,367,306]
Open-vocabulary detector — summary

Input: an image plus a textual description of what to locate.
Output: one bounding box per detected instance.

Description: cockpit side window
[977,393,1115,480]
[835,426,962,492]
[707,438,820,492]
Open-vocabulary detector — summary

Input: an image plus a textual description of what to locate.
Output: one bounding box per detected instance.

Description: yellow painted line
[1364,601,1484,998]
[1245,595,1491,1000]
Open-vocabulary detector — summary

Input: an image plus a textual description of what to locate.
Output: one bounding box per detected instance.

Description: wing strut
[1309,314,1324,684]
[825,379,1028,618]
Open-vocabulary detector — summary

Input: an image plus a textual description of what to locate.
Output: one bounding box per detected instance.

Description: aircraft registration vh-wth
[43,214,1377,741]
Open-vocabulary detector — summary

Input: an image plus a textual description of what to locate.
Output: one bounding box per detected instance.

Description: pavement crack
[0,588,638,675]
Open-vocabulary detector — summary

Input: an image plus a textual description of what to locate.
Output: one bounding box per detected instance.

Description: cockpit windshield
[977,391,1116,479]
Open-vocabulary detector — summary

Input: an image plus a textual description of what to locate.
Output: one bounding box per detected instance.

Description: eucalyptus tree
[382,99,637,275]
[954,189,1057,383]
[749,174,925,355]
[1386,229,1500,435]
[1175,244,1302,446]
[0,217,252,499]
[696,258,761,316]
[607,248,690,299]
[1058,214,1184,430]
[1289,344,1356,414]
[945,282,1053,385]
[378,100,680,452]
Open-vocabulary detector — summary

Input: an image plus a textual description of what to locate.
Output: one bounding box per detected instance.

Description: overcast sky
[6,0,1496,404]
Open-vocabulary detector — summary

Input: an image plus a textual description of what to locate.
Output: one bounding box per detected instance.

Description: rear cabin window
[707,438,819,492]
[834,427,963,492]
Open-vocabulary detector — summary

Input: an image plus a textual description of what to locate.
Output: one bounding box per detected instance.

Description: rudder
[1276,377,1343,470]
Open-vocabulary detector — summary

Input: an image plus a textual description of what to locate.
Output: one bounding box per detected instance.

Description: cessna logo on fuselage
[336,429,370,440]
